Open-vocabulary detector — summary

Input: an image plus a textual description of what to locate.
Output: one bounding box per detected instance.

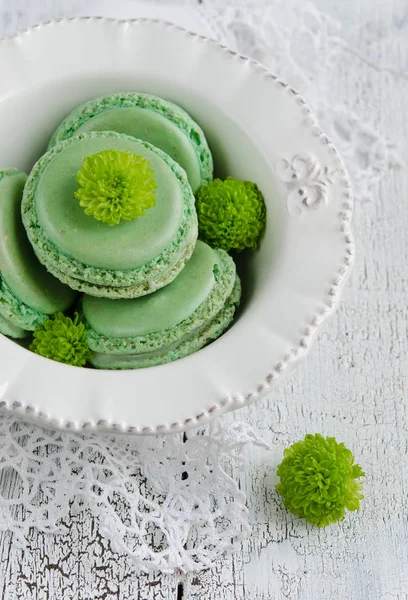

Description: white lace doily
[201,1,401,202]
[0,417,268,573]
[0,0,399,575]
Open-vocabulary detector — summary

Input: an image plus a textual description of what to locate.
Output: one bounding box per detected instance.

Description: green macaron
[22,131,198,299]
[48,92,213,194]
[0,169,77,338]
[80,240,241,369]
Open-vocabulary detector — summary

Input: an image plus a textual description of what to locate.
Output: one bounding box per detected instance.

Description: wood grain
[0,505,179,599]
[184,3,408,595]
[1,1,408,599]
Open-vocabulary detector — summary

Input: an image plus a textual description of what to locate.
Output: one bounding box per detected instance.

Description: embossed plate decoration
[0,18,353,434]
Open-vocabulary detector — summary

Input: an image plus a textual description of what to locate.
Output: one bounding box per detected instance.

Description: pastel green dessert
[0,311,27,339]
[22,131,198,299]
[48,93,213,194]
[0,169,77,338]
[80,240,241,369]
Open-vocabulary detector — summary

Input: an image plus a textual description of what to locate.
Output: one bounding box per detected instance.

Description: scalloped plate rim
[0,17,354,434]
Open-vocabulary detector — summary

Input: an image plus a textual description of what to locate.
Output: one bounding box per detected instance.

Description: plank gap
[182,431,188,480]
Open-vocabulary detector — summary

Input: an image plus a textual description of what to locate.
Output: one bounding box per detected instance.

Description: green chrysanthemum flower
[75,149,157,226]
[30,312,91,367]
[195,177,266,252]
[276,434,364,527]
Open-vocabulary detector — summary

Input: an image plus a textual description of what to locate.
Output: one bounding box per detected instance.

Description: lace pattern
[0,417,268,573]
[200,2,401,201]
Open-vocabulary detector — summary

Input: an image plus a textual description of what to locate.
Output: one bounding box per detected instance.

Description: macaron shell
[89,277,241,370]
[0,275,47,331]
[44,233,197,299]
[48,92,214,194]
[82,240,218,337]
[22,132,198,295]
[0,170,76,314]
[83,245,237,352]
[73,106,202,193]
[35,135,184,271]
[0,309,28,339]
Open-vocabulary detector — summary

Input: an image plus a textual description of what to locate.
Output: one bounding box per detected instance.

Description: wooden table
[0,1,407,598]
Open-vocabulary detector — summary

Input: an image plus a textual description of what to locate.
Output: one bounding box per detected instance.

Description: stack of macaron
[0,169,76,338]
[81,240,241,369]
[22,131,198,298]
[0,92,265,369]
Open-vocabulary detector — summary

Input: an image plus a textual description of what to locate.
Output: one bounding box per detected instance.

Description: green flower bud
[196,177,266,252]
[276,434,364,527]
[75,149,157,226]
[30,312,90,367]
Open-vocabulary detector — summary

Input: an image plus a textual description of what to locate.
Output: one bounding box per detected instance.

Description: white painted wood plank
[185,1,408,596]
[0,510,179,599]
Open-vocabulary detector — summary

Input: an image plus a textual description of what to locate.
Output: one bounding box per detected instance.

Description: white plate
[0,18,353,434]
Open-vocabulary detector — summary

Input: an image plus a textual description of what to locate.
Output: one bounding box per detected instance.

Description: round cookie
[22,132,198,299]
[48,92,213,193]
[80,241,241,369]
[0,169,77,337]
[90,284,241,369]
